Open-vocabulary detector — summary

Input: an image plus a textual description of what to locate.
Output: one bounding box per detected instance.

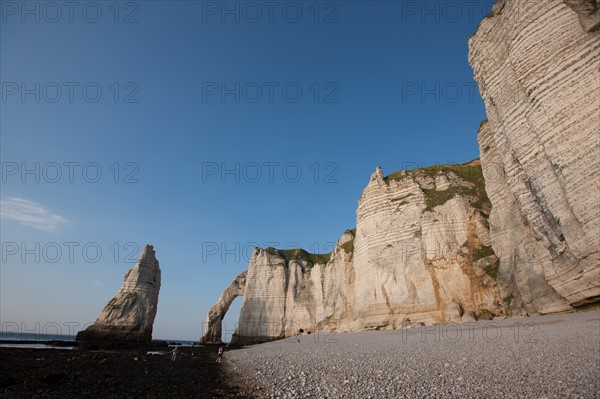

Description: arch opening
[201,271,246,344]
[221,296,243,343]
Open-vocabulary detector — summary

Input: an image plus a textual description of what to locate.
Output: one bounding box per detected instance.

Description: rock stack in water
[77,244,161,342]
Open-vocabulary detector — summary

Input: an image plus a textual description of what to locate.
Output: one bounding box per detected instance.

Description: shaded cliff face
[204,163,503,344]
[469,0,600,314]
[77,245,161,342]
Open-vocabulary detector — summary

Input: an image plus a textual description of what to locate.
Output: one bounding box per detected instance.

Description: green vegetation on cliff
[341,240,354,254]
[341,231,355,256]
[385,160,491,212]
[264,228,356,265]
[473,245,495,262]
[473,245,499,279]
[265,247,331,265]
[503,293,514,307]
[422,187,459,212]
[485,260,500,280]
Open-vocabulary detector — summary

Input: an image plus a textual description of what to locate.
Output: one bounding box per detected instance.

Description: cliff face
[77,245,161,342]
[230,237,354,345]
[469,0,600,314]
[204,163,504,344]
[351,162,503,330]
[203,0,600,344]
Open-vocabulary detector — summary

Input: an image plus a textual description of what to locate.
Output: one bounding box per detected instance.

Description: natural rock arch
[201,271,247,344]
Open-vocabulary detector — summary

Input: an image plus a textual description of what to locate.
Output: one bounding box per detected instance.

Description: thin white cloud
[0,197,70,232]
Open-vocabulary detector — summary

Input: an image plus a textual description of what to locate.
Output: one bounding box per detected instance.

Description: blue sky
[1,0,492,340]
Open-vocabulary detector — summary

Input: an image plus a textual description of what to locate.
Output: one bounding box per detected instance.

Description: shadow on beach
[0,344,262,398]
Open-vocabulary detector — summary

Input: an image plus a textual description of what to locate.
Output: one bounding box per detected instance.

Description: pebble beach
[225,311,600,399]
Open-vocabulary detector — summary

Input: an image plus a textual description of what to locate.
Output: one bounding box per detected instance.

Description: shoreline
[3,311,598,398]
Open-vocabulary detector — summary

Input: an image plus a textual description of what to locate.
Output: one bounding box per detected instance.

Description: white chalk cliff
[204,162,504,344]
[203,0,600,344]
[77,244,161,342]
[469,0,600,314]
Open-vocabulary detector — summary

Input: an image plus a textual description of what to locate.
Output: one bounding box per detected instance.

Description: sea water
[0,331,75,349]
[0,331,76,342]
[0,331,198,349]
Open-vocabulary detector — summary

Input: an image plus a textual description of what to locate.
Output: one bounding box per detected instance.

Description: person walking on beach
[216,346,224,363]
[171,346,179,362]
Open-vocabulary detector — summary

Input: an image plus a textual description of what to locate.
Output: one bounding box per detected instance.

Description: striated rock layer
[204,163,505,345]
[204,0,600,344]
[77,245,161,342]
[350,162,503,331]
[469,0,600,315]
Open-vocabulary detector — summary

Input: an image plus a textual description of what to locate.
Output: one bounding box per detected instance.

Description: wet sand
[0,345,262,398]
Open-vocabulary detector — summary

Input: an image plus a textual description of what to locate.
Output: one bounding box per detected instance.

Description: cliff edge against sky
[203,0,600,344]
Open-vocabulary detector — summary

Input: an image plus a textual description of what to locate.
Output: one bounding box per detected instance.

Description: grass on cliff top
[341,236,355,256]
[384,160,491,212]
[264,228,356,265]
[265,227,356,266]
[265,247,331,265]
[341,229,356,256]
[340,240,354,255]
